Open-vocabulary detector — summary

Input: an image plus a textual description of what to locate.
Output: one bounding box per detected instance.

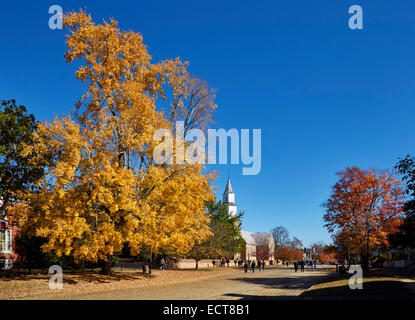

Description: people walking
[294,261,298,272]
[244,261,249,273]
[226,259,230,267]
[251,261,256,273]
[212,260,216,267]
[286,261,289,267]
[262,260,266,271]
[257,260,262,271]
[300,260,305,272]
[160,258,166,271]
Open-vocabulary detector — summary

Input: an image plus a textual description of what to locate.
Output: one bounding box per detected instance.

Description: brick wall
[0,219,19,266]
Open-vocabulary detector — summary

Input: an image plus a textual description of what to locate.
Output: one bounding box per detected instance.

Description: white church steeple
[223,177,237,216]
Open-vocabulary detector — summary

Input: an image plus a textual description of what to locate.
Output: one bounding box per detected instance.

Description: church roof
[241,231,274,246]
[252,233,273,245]
[241,230,257,245]
[224,178,233,193]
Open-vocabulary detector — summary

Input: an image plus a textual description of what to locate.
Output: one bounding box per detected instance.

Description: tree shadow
[229,274,328,291]
[62,272,156,284]
[223,293,298,300]
[0,270,156,284]
[300,280,415,300]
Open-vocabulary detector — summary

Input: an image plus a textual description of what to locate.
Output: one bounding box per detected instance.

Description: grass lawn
[301,269,415,300]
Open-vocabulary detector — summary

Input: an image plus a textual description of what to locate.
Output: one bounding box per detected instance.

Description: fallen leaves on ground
[0,267,238,300]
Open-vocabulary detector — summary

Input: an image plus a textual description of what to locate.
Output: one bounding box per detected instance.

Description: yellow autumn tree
[20,10,216,274]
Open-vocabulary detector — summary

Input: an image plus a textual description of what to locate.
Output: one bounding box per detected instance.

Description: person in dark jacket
[243,261,249,273]
[251,261,256,273]
[300,260,305,272]
[257,260,262,271]
[294,261,298,272]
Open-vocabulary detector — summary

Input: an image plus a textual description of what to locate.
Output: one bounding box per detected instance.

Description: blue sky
[1,0,415,246]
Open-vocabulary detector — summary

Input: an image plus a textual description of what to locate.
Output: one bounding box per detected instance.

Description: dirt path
[30,266,333,300]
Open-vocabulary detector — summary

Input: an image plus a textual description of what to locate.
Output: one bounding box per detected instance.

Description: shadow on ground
[229,274,328,291]
[300,280,415,300]
[0,271,156,284]
[223,293,298,300]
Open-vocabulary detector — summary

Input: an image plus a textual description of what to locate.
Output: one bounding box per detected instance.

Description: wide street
[34,265,333,300]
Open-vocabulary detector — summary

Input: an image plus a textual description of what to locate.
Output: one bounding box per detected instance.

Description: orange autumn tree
[19,10,215,274]
[319,252,336,263]
[320,245,341,261]
[276,247,303,262]
[308,242,336,262]
[323,167,405,267]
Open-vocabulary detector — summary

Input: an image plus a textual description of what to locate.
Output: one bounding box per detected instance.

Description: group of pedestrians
[243,260,266,273]
[293,260,304,272]
[159,257,317,273]
[212,258,232,267]
[293,260,317,272]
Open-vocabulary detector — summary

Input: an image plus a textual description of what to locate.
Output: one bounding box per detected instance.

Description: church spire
[223,177,237,216]
[224,177,233,194]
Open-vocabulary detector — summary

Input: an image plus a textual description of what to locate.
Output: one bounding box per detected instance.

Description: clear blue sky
[1,0,415,247]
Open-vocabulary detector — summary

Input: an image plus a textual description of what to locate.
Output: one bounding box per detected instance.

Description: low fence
[175,259,219,269]
[114,259,224,270]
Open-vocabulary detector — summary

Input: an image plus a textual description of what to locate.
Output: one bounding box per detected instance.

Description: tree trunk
[101,256,113,275]
[360,254,367,271]
[363,230,370,271]
[347,242,351,266]
[195,260,199,270]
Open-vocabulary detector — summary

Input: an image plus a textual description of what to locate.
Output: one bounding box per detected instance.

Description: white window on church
[0,229,12,253]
